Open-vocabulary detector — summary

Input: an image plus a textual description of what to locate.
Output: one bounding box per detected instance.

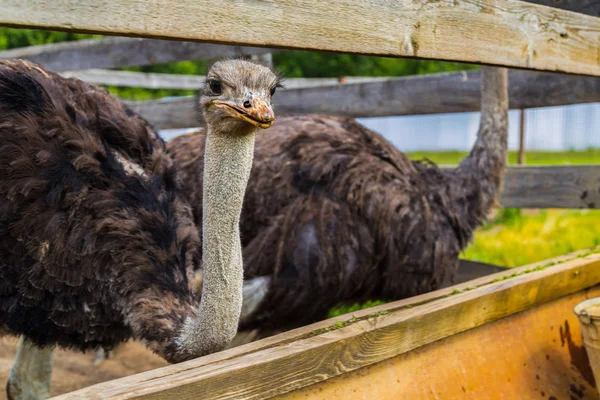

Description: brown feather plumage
[0,60,201,361]
[168,80,508,336]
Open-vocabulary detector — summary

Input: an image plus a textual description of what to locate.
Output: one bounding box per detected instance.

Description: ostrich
[0,58,279,399]
[167,66,508,341]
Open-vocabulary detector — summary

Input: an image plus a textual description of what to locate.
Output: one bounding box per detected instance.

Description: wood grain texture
[524,0,599,17]
[499,166,600,209]
[0,37,279,72]
[60,70,387,90]
[130,69,600,129]
[0,1,599,75]
[437,165,600,210]
[275,286,600,400]
[52,251,600,399]
[62,69,208,90]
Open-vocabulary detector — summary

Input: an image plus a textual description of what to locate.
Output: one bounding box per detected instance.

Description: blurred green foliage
[0,28,99,49]
[274,51,477,78]
[0,28,477,100]
[327,300,386,319]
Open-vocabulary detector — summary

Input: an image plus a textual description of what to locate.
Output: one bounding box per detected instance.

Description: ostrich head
[198,59,280,135]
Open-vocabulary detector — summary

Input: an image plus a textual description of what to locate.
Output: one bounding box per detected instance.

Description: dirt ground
[0,337,167,399]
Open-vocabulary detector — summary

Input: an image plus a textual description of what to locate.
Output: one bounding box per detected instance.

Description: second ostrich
[167,66,508,340]
[1,58,279,399]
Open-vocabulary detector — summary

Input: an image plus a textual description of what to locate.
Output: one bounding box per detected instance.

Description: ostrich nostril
[243,100,252,109]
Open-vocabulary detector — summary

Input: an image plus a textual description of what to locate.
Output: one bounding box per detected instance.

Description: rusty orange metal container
[574,297,600,395]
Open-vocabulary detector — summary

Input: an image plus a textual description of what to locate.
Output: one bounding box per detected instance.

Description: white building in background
[159,103,600,152]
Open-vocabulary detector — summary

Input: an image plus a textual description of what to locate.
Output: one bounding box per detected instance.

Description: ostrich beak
[213,96,275,129]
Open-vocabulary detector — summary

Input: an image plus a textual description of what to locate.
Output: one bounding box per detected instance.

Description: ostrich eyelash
[275,81,285,91]
[270,82,285,96]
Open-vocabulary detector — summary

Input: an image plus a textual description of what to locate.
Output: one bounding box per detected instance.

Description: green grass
[327,300,386,318]
[461,208,600,267]
[327,149,600,318]
[407,149,600,166]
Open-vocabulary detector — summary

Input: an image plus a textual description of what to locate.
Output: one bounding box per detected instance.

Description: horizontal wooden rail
[62,69,207,89]
[438,165,600,210]
[0,1,598,76]
[0,1,593,74]
[129,69,600,129]
[0,37,279,72]
[60,70,386,90]
[52,250,600,399]
[498,166,600,209]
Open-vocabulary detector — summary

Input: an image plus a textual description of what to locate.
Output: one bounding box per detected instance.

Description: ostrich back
[169,116,476,333]
[0,60,199,351]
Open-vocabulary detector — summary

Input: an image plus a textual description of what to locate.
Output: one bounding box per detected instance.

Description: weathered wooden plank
[436,165,600,209]
[130,69,600,129]
[2,0,595,74]
[499,166,600,209]
[279,77,388,89]
[62,69,207,89]
[1,1,599,76]
[524,0,599,17]
[61,70,386,90]
[275,286,600,400]
[132,97,197,130]
[0,37,279,72]
[51,251,600,399]
[273,70,600,119]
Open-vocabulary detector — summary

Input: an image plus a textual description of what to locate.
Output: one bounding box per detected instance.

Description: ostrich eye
[270,83,283,96]
[209,80,222,95]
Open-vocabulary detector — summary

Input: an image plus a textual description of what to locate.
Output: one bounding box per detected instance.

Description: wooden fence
[0,0,599,398]
[124,69,600,128]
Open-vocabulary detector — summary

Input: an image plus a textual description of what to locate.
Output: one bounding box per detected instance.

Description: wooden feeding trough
[51,250,600,399]
[0,0,599,398]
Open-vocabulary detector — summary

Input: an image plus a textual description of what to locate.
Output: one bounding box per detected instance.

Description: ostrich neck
[455,67,508,223]
[178,124,256,357]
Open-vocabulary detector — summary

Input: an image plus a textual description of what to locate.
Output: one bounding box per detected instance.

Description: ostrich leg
[6,337,54,400]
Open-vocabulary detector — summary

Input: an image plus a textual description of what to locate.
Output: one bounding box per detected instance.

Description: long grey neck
[178,124,256,357]
[455,67,508,227]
